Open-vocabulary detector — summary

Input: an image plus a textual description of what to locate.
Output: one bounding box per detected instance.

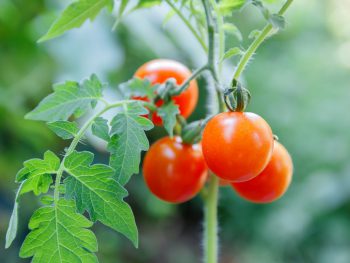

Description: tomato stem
[232,0,294,82]
[204,174,219,263]
[52,99,138,204]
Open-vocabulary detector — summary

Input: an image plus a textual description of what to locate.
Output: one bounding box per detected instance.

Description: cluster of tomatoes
[134,59,293,204]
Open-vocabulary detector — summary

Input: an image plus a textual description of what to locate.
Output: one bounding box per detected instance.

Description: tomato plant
[134,59,199,125]
[143,136,207,203]
[5,0,295,262]
[202,111,274,182]
[232,141,293,203]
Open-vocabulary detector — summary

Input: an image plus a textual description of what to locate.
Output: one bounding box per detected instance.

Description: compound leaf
[16,151,60,196]
[19,199,98,263]
[108,101,153,185]
[64,151,138,247]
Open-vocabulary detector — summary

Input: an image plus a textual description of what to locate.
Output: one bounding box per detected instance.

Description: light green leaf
[157,100,179,137]
[16,151,60,196]
[20,199,98,263]
[108,101,153,185]
[5,182,25,249]
[223,23,242,41]
[47,120,79,139]
[92,117,110,141]
[38,0,114,42]
[64,151,138,247]
[136,0,162,9]
[219,0,246,14]
[221,47,244,61]
[118,78,156,99]
[26,74,103,122]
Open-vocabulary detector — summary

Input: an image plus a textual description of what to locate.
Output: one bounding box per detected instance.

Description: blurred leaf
[16,151,60,196]
[64,151,138,247]
[157,100,179,137]
[47,121,79,139]
[38,0,114,42]
[26,74,103,122]
[40,195,54,205]
[221,47,244,61]
[108,102,153,185]
[91,117,110,141]
[118,78,156,99]
[223,23,243,41]
[5,182,24,249]
[269,14,285,29]
[20,199,98,262]
[219,0,246,14]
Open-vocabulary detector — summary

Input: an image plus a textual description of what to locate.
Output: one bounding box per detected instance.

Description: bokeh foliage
[1,0,350,262]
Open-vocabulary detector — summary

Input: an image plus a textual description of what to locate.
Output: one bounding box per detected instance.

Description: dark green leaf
[108,101,153,185]
[64,151,138,247]
[47,121,79,139]
[20,199,98,262]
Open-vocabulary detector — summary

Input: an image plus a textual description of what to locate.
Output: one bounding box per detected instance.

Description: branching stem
[53,100,135,204]
[232,0,294,82]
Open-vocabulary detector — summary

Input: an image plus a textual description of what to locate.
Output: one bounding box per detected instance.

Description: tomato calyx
[223,79,251,112]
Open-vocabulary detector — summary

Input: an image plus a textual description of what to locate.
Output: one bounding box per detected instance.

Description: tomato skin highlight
[142,136,208,203]
[231,141,293,203]
[202,111,274,182]
[134,59,199,125]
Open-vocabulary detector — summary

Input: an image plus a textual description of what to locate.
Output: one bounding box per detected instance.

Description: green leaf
[47,120,79,139]
[40,195,54,205]
[64,151,138,247]
[16,151,60,196]
[38,0,114,42]
[92,117,110,141]
[20,199,98,262]
[223,23,243,41]
[136,0,162,9]
[119,78,156,99]
[5,182,25,249]
[26,74,103,122]
[108,101,153,185]
[221,47,244,61]
[157,100,180,137]
[219,0,246,14]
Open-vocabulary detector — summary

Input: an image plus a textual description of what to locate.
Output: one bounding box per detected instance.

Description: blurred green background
[1,0,350,262]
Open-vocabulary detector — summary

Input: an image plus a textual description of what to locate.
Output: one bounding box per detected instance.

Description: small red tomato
[134,59,199,125]
[231,141,293,203]
[202,111,274,182]
[143,136,208,203]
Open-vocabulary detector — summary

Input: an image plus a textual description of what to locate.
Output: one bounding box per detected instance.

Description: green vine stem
[164,0,208,52]
[232,0,294,82]
[204,174,219,263]
[53,100,134,204]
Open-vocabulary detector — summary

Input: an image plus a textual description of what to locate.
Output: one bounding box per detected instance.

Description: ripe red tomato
[231,141,293,203]
[134,59,198,125]
[143,136,208,203]
[202,111,273,182]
